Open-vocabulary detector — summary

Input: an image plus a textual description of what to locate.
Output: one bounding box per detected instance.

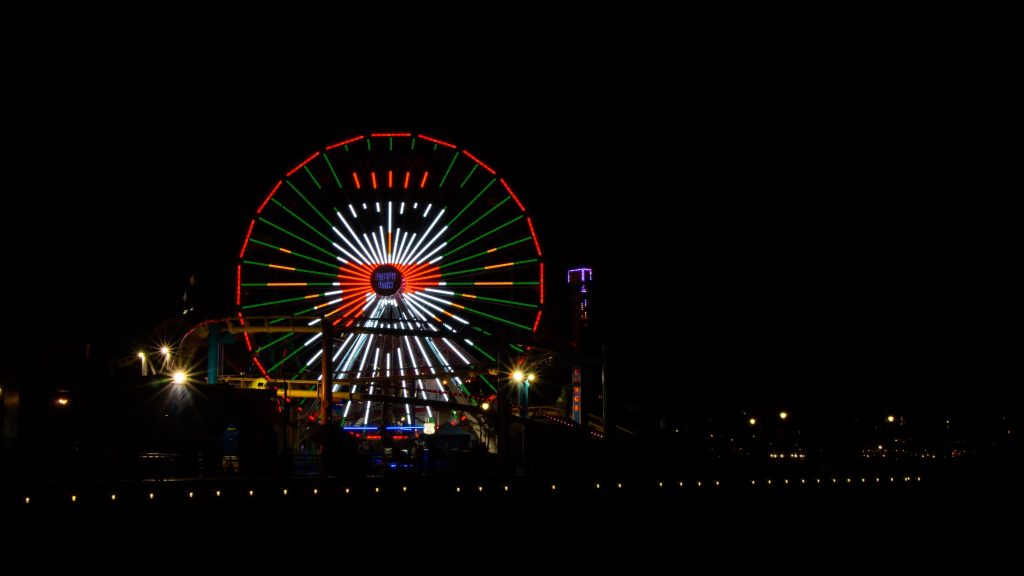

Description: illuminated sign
[371,265,403,296]
[572,366,582,424]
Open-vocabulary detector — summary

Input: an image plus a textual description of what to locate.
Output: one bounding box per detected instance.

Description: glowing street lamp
[886,415,896,423]
[511,370,535,418]
[137,351,148,376]
[749,417,757,426]
[779,411,788,421]
[172,371,187,385]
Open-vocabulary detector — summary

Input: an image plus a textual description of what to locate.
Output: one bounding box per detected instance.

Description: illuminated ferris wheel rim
[233,133,544,420]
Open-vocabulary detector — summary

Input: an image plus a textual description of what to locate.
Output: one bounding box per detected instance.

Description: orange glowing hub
[336,261,440,299]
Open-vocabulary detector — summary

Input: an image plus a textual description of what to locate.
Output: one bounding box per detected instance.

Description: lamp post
[511,370,536,419]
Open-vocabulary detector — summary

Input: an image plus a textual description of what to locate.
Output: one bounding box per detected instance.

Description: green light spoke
[242,282,336,287]
[443,214,524,258]
[440,237,533,269]
[471,326,493,337]
[447,179,495,227]
[302,165,321,190]
[441,258,538,279]
[470,344,496,362]
[257,333,294,353]
[242,294,320,310]
[459,164,478,188]
[243,259,341,279]
[509,343,525,354]
[285,180,334,230]
[257,217,337,260]
[389,136,393,151]
[452,292,538,309]
[456,304,532,331]
[447,196,510,243]
[249,239,339,271]
[366,138,371,151]
[437,151,460,188]
[266,342,313,374]
[478,374,497,393]
[323,153,342,189]
[442,281,540,286]
[410,137,416,150]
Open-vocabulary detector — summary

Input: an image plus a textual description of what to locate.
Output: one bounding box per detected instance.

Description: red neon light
[257,181,283,214]
[370,133,411,137]
[352,172,361,189]
[500,179,525,211]
[236,265,242,305]
[462,150,495,174]
[286,151,321,177]
[326,135,365,150]
[404,171,410,189]
[418,134,456,148]
[388,170,393,188]
[526,217,542,256]
[371,172,378,189]
[420,171,429,188]
[538,262,544,304]
[532,310,542,332]
[239,219,256,258]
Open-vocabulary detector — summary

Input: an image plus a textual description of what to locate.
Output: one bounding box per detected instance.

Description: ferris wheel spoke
[446,196,511,244]
[242,259,340,280]
[442,214,525,259]
[247,238,340,270]
[257,217,338,260]
[284,180,333,228]
[439,257,539,279]
[424,288,538,310]
[440,236,533,268]
[269,197,335,248]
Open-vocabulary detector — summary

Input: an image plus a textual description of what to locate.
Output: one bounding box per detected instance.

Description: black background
[3,32,1013,414]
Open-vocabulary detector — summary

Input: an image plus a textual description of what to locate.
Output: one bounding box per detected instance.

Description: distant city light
[887,415,896,423]
[779,411,788,420]
[512,370,524,382]
[56,397,69,406]
[172,371,187,385]
[160,346,171,357]
[749,418,757,426]
[481,402,490,411]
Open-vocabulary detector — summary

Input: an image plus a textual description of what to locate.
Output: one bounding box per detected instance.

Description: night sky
[5,47,1012,413]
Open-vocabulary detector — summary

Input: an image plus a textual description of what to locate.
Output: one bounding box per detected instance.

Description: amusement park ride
[177,133,555,455]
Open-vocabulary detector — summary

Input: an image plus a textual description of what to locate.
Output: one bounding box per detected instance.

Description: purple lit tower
[567,268,593,424]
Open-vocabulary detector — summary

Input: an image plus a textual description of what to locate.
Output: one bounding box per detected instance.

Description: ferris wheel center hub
[370,265,403,296]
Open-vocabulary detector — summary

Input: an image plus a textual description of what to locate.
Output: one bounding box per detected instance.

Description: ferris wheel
[236,133,543,427]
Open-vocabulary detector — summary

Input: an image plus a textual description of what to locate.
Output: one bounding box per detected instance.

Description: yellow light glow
[111,494,116,501]
[172,371,187,385]
[512,370,524,382]
[57,397,69,406]
[887,415,895,423]
[481,402,490,411]
[779,411,788,420]
[749,417,757,425]
[160,346,170,357]
[138,352,146,360]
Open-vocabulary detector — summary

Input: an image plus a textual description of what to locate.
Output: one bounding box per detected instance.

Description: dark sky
[5,45,1013,410]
